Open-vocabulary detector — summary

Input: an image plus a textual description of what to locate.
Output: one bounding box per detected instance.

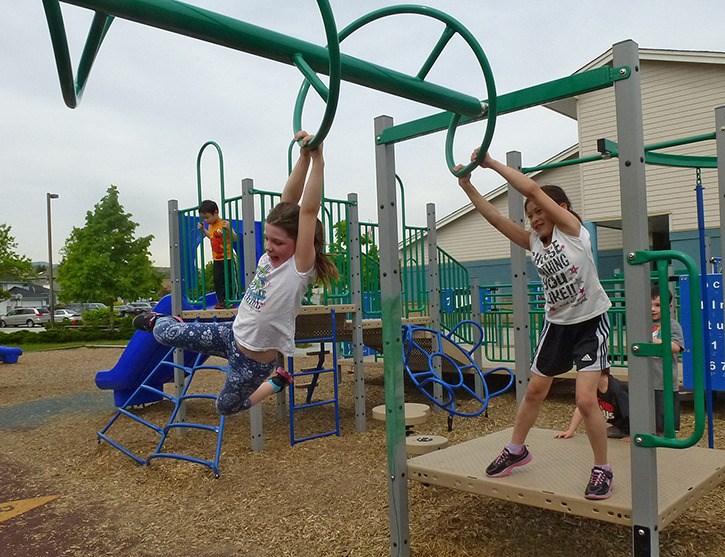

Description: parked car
[54,309,83,323]
[0,307,51,328]
[118,302,154,317]
[67,302,108,313]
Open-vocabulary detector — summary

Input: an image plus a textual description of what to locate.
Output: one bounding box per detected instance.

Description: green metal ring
[292,0,341,149]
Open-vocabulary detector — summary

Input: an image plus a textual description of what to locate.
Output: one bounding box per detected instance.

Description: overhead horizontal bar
[58,0,485,116]
[376,65,631,144]
[598,136,718,168]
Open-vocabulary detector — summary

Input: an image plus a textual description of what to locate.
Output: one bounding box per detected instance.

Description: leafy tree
[57,186,161,316]
[0,224,34,301]
[331,219,379,292]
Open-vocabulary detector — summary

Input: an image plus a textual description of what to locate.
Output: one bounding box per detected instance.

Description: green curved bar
[627,249,705,449]
[643,152,717,169]
[195,141,227,306]
[196,140,225,212]
[291,0,340,149]
[42,0,114,108]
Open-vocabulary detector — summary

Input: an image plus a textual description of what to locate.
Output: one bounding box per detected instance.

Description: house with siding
[435,47,724,287]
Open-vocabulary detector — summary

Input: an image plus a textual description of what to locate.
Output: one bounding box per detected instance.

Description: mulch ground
[1,347,724,557]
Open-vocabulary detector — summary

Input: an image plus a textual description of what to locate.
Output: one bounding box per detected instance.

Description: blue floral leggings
[153,318,276,415]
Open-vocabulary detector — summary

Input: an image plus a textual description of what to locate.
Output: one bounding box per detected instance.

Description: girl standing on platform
[454,149,613,500]
[135,131,337,415]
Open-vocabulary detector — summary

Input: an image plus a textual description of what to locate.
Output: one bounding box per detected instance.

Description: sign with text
[679,274,725,391]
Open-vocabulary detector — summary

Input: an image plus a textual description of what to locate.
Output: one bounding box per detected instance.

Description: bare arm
[221,220,237,242]
[198,222,213,239]
[294,132,322,274]
[554,407,583,439]
[281,131,313,204]
[480,153,581,237]
[454,166,530,250]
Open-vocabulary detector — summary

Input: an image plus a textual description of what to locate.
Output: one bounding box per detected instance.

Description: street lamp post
[47,193,59,324]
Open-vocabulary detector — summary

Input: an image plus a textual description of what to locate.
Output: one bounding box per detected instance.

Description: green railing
[438,246,471,340]
[479,278,630,366]
[628,251,705,448]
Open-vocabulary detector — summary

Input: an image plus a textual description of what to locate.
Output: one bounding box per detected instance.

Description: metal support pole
[167,199,186,425]
[46,192,59,321]
[241,178,264,452]
[375,115,410,557]
[612,40,659,557]
[506,151,530,402]
[347,193,367,432]
[426,202,442,404]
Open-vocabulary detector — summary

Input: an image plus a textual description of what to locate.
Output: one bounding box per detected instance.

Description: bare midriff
[235,341,277,364]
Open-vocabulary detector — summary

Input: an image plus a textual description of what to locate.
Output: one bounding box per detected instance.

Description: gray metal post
[613,40,659,557]
[470,277,484,398]
[375,115,410,557]
[167,199,186,425]
[506,151,530,402]
[426,203,443,403]
[717,107,725,332]
[241,178,264,452]
[348,193,367,432]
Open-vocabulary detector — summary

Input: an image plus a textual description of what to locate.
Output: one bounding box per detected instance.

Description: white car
[54,309,83,323]
[0,307,51,328]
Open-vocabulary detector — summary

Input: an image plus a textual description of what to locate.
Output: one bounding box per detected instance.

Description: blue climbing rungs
[287,309,341,446]
[97,346,227,477]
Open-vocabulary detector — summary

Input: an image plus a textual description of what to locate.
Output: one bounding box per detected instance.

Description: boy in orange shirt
[198,200,238,309]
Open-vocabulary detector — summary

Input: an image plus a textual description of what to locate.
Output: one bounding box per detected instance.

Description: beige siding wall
[579,60,723,229]
[438,56,724,263]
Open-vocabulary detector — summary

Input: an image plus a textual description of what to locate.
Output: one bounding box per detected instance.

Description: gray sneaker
[584,466,614,499]
[485,447,532,477]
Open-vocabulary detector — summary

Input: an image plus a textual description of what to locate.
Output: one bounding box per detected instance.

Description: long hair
[265,201,339,285]
[525,184,583,223]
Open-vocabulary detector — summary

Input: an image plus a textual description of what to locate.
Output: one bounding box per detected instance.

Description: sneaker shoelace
[494,449,512,464]
[590,468,608,487]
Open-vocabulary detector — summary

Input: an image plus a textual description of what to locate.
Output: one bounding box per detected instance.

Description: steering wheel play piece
[402,320,513,419]
[294,5,496,164]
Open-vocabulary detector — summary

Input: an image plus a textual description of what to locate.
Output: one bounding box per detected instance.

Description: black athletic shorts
[531,313,610,377]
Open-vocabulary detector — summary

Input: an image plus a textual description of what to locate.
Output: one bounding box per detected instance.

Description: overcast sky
[3,1,725,267]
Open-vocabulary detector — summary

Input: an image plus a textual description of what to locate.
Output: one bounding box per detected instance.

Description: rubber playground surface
[1,347,725,557]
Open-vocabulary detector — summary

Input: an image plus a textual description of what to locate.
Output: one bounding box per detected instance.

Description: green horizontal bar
[377,65,631,144]
[645,152,717,168]
[521,154,605,174]
[598,137,717,168]
[645,132,715,152]
[59,0,484,116]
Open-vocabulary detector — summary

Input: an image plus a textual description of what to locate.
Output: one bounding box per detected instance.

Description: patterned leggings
[153,318,276,415]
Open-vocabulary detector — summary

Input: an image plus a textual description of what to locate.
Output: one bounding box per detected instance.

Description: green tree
[57,186,161,315]
[0,224,34,301]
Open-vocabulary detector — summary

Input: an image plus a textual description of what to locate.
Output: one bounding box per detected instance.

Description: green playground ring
[292,0,341,149]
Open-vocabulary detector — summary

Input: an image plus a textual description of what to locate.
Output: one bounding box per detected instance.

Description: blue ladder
[287,309,340,445]
[97,347,226,477]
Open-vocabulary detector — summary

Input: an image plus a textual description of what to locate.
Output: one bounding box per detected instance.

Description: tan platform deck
[407,427,725,528]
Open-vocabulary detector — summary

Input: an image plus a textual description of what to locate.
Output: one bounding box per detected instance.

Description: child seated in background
[650,285,685,433]
[555,369,630,441]
[558,285,685,440]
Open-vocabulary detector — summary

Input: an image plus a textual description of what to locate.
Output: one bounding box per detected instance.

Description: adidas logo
[581,354,593,362]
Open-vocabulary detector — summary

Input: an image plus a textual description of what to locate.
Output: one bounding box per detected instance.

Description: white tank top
[529,225,611,324]
[232,253,315,357]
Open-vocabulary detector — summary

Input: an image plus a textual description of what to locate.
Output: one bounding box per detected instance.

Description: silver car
[0,307,51,328]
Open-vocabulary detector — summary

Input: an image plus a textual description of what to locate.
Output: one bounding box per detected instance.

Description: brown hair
[525,185,582,223]
[265,201,339,285]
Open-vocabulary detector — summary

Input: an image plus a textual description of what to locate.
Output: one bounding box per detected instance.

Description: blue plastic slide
[95,294,212,407]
